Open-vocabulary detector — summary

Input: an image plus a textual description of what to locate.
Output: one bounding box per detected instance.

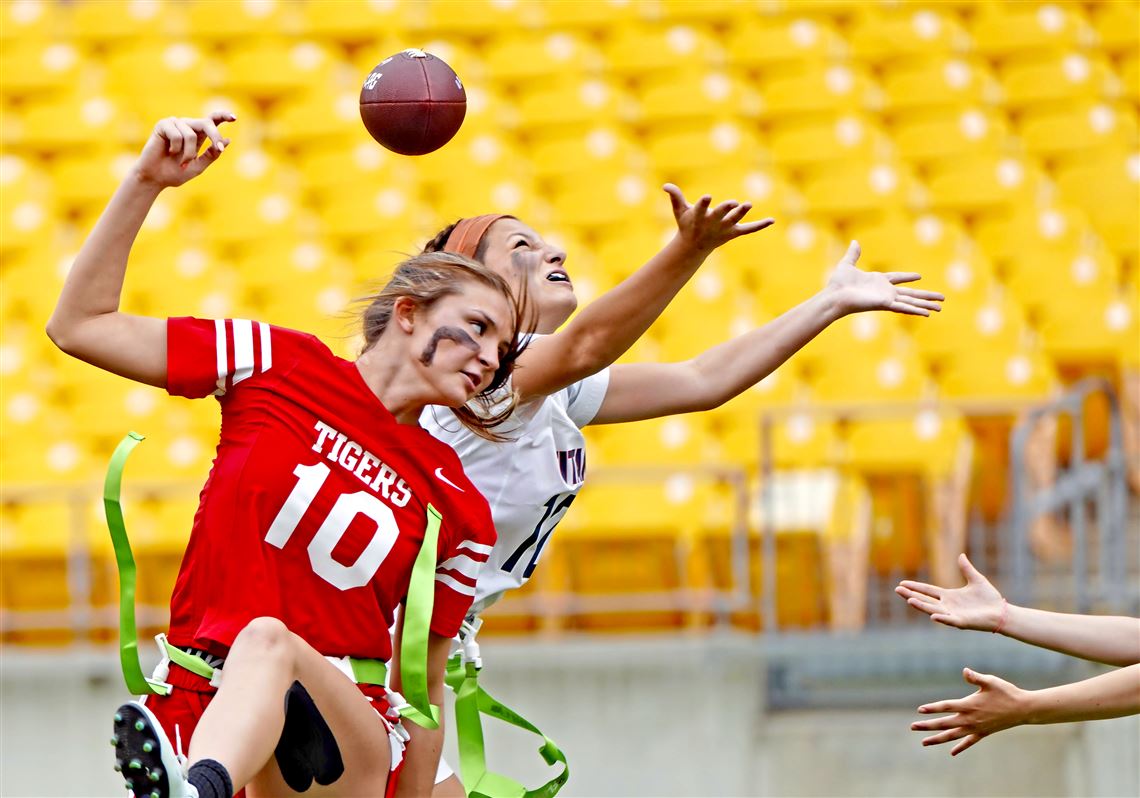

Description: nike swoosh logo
[434,467,464,492]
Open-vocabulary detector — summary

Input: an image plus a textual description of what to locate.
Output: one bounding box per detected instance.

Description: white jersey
[420,368,609,614]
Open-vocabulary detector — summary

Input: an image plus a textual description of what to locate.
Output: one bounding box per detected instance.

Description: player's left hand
[825,241,945,316]
[664,183,775,254]
[911,668,1029,756]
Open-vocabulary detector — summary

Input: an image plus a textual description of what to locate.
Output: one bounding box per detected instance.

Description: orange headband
[442,214,513,260]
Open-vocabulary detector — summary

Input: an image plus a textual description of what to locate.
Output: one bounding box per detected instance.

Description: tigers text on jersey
[420,367,609,614]
[164,317,496,661]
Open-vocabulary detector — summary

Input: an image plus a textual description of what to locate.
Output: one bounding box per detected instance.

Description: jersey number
[501,492,575,578]
[264,462,400,591]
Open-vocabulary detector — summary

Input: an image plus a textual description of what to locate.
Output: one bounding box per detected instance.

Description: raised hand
[664,183,775,254]
[895,553,1006,632]
[911,668,1029,756]
[134,112,236,188]
[825,241,945,317]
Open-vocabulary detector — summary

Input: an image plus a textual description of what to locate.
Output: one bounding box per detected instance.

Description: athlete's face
[413,281,514,407]
[479,219,575,334]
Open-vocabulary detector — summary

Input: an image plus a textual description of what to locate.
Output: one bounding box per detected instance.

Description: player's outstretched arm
[46,113,234,388]
[897,554,1140,667]
[591,241,944,423]
[514,184,774,401]
[912,664,1140,756]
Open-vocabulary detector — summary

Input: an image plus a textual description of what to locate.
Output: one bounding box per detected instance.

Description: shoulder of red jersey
[166,317,332,399]
[412,429,494,535]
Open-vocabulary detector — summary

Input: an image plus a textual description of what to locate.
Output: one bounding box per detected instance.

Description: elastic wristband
[992,598,1009,635]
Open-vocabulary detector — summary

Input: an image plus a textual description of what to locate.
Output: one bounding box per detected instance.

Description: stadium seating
[2,0,1138,640]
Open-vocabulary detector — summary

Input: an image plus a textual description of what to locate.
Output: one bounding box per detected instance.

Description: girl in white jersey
[415,188,946,793]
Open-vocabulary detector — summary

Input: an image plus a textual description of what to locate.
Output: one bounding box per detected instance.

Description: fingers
[896,295,942,313]
[173,118,199,165]
[959,553,985,582]
[897,286,946,301]
[884,271,922,284]
[209,110,238,126]
[922,726,972,747]
[721,201,752,226]
[963,667,992,688]
[950,734,983,756]
[917,698,959,715]
[841,240,861,265]
[184,117,227,154]
[912,713,965,732]
[737,217,776,234]
[897,580,943,599]
[663,183,689,219]
[693,193,712,217]
[888,300,931,317]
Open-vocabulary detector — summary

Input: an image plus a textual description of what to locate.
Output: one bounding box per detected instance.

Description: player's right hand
[134,112,235,188]
[895,553,1006,632]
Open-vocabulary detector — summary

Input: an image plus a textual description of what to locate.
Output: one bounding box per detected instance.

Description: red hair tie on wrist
[992,597,1009,635]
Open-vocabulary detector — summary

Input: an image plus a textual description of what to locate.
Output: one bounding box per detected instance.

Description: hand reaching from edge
[826,241,945,317]
[895,553,1006,632]
[134,112,236,189]
[664,183,775,255]
[911,668,1030,756]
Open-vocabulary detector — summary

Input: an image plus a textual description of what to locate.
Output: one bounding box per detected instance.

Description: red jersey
[164,317,495,661]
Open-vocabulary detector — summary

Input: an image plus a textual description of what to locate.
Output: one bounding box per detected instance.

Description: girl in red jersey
[47,114,526,798]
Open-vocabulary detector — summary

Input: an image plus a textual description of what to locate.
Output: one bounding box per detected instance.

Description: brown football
[359,49,467,156]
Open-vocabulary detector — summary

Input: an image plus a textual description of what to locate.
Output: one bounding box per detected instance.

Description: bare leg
[189,617,391,795]
[434,774,466,797]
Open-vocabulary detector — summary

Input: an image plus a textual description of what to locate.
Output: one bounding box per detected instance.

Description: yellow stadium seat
[1019,102,1139,160]
[7,94,126,155]
[483,31,600,87]
[973,203,1092,265]
[2,430,94,484]
[893,108,1011,166]
[654,0,748,26]
[529,127,644,182]
[546,169,659,232]
[768,113,884,169]
[103,42,212,118]
[589,416,717,469]
[67,0,169,43]
[911,289,1030,364]
[998,52,1115,110]
[848,6,967,64]
[653,166,798,222]
[807,327,930,404]
[760,64,878,118]
[856,211,967,271]
[1038,280,1137,365]
[633,71,755,126]
[49,150,133,216]
[300,0,407,47]
[0,500,75,645]
[882,56,997,113]
[847,410,971,477]
[1121,53,1139,104]
[417,0,542,35]
[800,160,916,221]
[0,40,80,100]
[1090,2,1139,55]
[926,155,1042,214]
[938,344,1059,402]
[1055,151,1140,260]
[185,0,288,42]
[216,40,337,102]
[537,0,641,31]
[724,16,843,71]
[969,2,1087,58]
[759,412,842,470]
[601,23,722,78]
[316,178,430,249]
[0,170,53,257]
[297,141,409,204]
[265,90,367,152]
[515,77,630,135]
[643,121,762,177]
[0,0,62,44]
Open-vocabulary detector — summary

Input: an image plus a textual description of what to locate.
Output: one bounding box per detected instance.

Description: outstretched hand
[134,112,236,188]
[895,553,1006,632]
[826,241,945,317]
[664,183,775,254]
[911,668,1029,756]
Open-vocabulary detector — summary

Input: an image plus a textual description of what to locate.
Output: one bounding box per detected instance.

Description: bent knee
[233,616,293,657]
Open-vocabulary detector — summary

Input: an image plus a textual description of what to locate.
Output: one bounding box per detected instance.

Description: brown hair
[359,251,530,441]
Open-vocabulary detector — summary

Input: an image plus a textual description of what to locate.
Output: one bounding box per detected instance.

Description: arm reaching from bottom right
[911,664,1140,756]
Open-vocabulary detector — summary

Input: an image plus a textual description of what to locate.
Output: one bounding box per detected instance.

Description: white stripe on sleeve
[438,554,483,581]
[232,319,255,385]
[258,322,272,373]
[456,540,493,556]
[214,319,228,394]
[435,572,476,597]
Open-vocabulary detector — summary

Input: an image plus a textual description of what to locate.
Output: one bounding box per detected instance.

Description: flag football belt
[445,619,569,798]
[103,432,441,730]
